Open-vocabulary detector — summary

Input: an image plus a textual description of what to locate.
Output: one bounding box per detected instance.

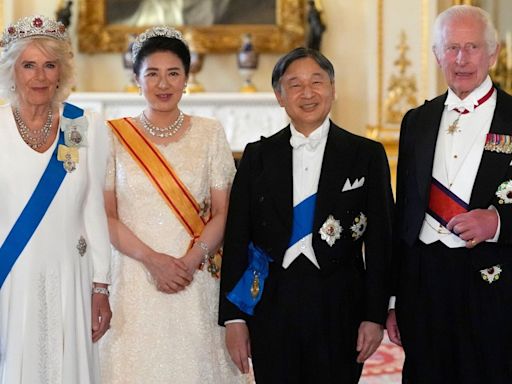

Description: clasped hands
[446,208,498,248]
[143,250,199,294]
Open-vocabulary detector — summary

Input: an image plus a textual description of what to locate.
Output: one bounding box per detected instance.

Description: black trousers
[397,241,512,384]
[248,256,363,384]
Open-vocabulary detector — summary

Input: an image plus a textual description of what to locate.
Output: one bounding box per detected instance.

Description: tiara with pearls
[132,26,188,62]
[1,15,69,49]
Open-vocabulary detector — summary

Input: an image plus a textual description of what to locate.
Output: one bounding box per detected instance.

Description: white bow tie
[447,101,476,113]
[290,135,321,151]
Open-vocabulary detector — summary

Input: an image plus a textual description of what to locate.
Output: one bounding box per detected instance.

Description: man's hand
[91,291,112,342]
[356,321,383,363]
[386,309,402,346]
[225,322,251,374]
[447,209,498,248]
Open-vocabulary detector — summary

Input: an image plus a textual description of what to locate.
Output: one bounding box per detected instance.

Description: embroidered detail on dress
[38,273,60,383]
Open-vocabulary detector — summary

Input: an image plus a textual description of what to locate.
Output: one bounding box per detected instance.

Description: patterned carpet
[359,334,404,384]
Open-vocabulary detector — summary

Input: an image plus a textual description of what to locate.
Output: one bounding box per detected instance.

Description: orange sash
[108,118,221,277]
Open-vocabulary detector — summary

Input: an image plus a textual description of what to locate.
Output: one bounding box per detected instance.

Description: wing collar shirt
[282,117,330,269]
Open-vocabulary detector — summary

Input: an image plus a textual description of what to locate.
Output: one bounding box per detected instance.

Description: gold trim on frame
[78,0,306,53]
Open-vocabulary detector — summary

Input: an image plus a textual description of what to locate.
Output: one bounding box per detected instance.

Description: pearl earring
[10,84,15,92]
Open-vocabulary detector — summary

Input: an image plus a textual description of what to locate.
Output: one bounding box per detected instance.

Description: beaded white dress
[0,104,111,384]
[100,116,245,384]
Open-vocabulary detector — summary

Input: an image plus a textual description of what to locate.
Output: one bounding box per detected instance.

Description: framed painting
[78,0,306,53]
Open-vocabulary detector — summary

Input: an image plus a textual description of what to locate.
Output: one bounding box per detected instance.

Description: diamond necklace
[139,110,184,138]
[13,107,53,149]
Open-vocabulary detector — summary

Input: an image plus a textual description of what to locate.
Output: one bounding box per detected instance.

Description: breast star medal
[495,180,512,205]
[319,215,342,247]
[480,265,502,284]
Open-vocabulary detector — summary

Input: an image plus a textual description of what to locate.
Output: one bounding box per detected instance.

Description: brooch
[484,133,512,154]
[77,236,87,257]
[480,265,502,284]
[319,215,343,247]
[60,115,88,148]
[57,144,79,173]
[350,212,368,240]
[496,180,512,204]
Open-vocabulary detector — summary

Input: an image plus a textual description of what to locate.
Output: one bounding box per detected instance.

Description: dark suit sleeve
[218,143,257,325]
[363,141,394,324]
[389,109,414,297]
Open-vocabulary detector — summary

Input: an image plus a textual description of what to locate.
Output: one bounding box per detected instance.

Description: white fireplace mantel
[68,92,288,152]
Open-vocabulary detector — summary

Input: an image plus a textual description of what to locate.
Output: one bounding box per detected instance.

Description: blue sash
[288,193,317,247]
[0,103,84,288]
[226,242,273,316]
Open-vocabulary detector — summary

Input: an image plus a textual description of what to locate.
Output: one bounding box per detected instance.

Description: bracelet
[194,240,210,264]
[92,287,109,296]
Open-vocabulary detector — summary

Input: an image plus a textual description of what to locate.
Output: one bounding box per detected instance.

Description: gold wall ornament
[384,31,418,124]
[78,0,306,53]
[490,39,512,94]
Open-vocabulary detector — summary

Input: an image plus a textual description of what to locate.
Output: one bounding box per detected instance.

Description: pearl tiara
[132,26,188,62]
[1,15,69,49]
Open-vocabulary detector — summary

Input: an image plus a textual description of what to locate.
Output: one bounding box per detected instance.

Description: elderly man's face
[275,57,335,136]
[435,15,498,99]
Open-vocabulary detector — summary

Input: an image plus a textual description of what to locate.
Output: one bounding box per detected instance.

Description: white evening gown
[100,116,246,384]
[0,104,111,384]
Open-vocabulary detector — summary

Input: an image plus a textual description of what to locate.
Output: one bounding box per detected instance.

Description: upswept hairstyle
[132,36,191,77]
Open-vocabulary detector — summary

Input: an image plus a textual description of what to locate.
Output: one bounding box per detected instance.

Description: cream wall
[4,0,440,136]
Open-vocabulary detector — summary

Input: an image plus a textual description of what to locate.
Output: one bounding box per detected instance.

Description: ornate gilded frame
[78,0,305,53]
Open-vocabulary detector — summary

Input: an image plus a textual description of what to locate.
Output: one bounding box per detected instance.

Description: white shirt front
[282,117,330,269]
[419,76,497,247]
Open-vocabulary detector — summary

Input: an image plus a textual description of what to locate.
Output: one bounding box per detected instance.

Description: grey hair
[432,5,498,57]
[0,36,75,107]
[271,47,335,92]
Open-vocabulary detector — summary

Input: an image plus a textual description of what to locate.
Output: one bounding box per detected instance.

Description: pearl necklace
[13,107,53,149]
[139,110,184,138]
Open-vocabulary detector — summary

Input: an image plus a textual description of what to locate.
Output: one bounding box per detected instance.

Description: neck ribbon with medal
[447,86,494,134]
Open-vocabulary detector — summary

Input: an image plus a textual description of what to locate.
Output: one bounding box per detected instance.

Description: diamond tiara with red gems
[1,15,69,49]
[132,26,188,62]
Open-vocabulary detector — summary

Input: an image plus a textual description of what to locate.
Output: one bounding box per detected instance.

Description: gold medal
[57,144,79,172]
[251,272,260,299]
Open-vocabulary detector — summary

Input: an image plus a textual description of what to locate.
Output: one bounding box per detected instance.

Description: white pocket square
[342,177,365,192]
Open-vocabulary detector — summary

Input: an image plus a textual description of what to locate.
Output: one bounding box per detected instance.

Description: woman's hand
[91,287,112,342]
[143,251,193,293]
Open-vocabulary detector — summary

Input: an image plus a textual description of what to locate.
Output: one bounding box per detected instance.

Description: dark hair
[271,47,334,91]
[133,36,191,76]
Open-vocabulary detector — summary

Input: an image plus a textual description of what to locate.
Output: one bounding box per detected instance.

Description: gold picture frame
[78,0,306,53]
